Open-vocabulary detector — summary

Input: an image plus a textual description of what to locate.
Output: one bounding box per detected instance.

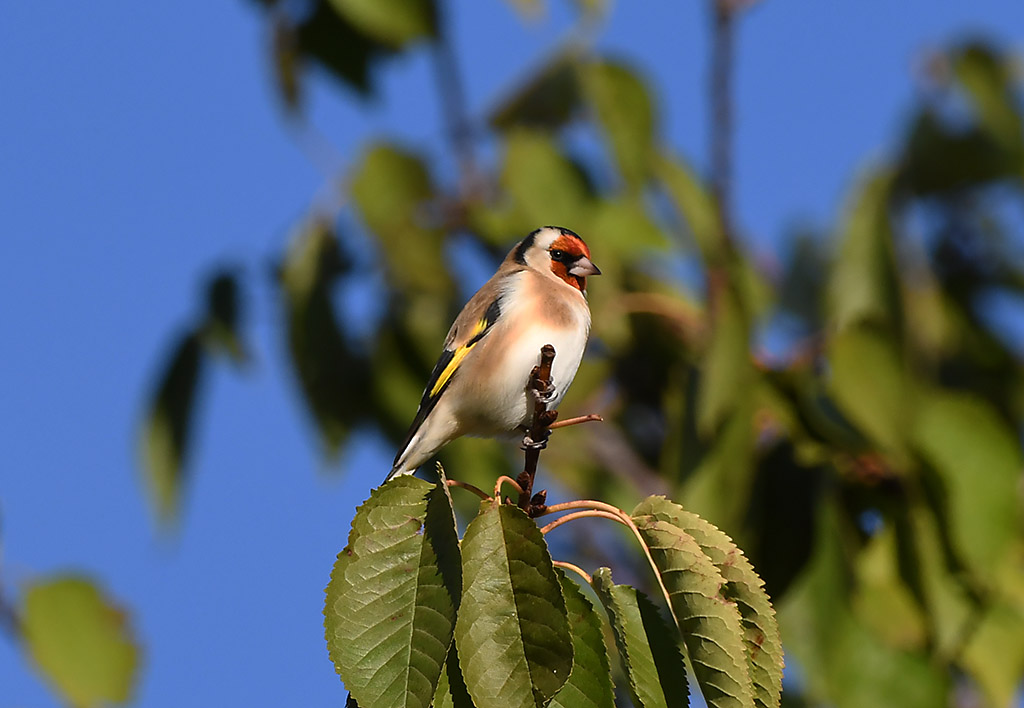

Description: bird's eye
[550,249,566,261]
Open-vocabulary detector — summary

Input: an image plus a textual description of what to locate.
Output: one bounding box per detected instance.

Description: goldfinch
[387,226,600,480]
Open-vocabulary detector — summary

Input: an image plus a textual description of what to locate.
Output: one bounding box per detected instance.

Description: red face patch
[548,233,592,291]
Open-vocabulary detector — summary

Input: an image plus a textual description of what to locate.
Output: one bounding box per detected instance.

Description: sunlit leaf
[327,0,436,47]
[582,60,656,189]
[632,516,754,708]
[455,502,572,708]
[911,389,1023,580]
[549,572,616,708]
[22,575,140,708]
[634,497,784,708]
[961,597,1024,708]
[325,476,461,708]
[140,329,203,525]
[591,567,688,708]
[827,170,899,331]
[351,142,450,296]
[501,130,592,229]
[851,525,927,651]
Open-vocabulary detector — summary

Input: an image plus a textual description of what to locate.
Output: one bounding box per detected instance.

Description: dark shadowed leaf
[325,476,461,708]
[549,572,615,708]
[455,502,572,708]
[432,643,475,708]
[634,497,783,708]
[202,270,246,363]
[279,221,369,454]
[295,0,394,96]
[327,0,436,47]
[952,42,1023,156]
[140,329,203,525]
[631,517,753,708]
[591,567,688,708]
[490,51,583,133]
[582,60,656,189]
[22,575,139,708]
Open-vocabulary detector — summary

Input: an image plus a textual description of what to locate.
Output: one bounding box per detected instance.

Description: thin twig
[710,0,737,246]
[445,478,490,500]
[494,475,524,502]
[548,414,604,430]
[430,0,478,191]
[540,509,623,534]
[553,560,593,585]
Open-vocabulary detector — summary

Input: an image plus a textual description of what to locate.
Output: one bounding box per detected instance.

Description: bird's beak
[569,257,601,277]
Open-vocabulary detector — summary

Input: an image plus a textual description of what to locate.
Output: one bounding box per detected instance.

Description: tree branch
[517,345,557,515]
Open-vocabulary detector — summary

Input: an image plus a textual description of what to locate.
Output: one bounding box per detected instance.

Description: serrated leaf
[351,143,450,296]
[433,643,475,708]
[140,329,204,525]
[501,130,592,229]
[634,497,783,708]
[455,503,572,708]
[911,389,1022,581]
[328,0,436,47]
[590,568,688,708]
[325,476,461,708]
[549,572,615,708]
[22,575,139,708]
[582,60,656,188]
[827,170,899,331]
[631,517,753,708]
[827,323,910,458]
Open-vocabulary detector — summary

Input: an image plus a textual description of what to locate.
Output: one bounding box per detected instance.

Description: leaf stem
[548,414,604,430]
[493,475,524,503]
[553,560,593,585]
[445,478,490,500]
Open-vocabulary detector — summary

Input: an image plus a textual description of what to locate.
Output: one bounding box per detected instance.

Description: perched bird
[386,226,600,480]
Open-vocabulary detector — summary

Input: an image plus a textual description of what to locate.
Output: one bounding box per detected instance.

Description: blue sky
[2,2,1022,706]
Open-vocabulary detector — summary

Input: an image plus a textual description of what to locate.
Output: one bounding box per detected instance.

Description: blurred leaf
[827,170,899,331]
[697,285,751,435]
[501,130,593,228]
[961,598,1024,708]
[490,51,583,132]
[953,42,1023,156]
[327,0,436,47]
[632,516,754,708]
[851,525,928,651]
[140,329,203,525]
[272,16,302,110]
[293,0,395,97]
[589,198,669,257]
[590,567,689,708]
[582,60,656,189]
[635,497,784,708]
[280,221,368,454]
[779,500,950,708]
[202,270,246,363]
[324,477,461,708]
[656,153,726,263]
[549,572,616,708]
[351,142,451,296]
[911,389,1023,581]
[22,575,139,708]
[827,323,910,459]
[455,503,572,708]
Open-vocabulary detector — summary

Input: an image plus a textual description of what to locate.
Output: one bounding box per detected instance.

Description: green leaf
[697,285,751,436]
[327,0,436,47]
[779,500,950,708]
[590,567,689,708]
[140,329,203,525]
[489,51,583,133]
[432,643,475,708]
[501,130,592,230]
[961,597,1024,708]
[202,270,246,363]
[911,389,1023,580]
[827,170,899,331]
[582,60,656,188]
[851,525,927,652]
[350,142,450,296]
[827,323,910,458]
[634,497,783,708]
[589,198,669,257]
[631,517,753,708]
[455,502,573,708]
[22,575,140,708]
[549,572,615,708]
[656,153,725,264]
[279,221,369,454]
[325,476,462,708]
[953,42,1023,155]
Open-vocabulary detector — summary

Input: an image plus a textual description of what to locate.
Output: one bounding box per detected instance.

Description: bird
[386,226,600,480]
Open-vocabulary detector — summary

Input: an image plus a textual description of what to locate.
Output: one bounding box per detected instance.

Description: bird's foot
[521,429,551,451]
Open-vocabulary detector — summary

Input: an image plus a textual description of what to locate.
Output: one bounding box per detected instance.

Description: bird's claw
[521,430,551,451]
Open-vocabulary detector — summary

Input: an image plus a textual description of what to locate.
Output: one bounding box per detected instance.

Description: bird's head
[514,226,601,292]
